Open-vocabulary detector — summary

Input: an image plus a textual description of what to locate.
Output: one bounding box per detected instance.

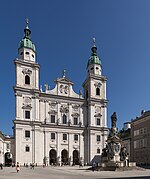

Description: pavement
[0,166,150,179]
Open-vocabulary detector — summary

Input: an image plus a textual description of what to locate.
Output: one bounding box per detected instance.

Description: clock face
[59,84,69,94]
[64,85,68,94]
[60,85,63,93]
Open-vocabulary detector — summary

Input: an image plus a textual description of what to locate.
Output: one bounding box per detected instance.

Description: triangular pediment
[54,77,74,85]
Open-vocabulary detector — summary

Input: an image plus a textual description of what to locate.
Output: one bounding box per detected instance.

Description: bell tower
[14,19,40,90]
[14,20,40,164]
[83,38,108,164]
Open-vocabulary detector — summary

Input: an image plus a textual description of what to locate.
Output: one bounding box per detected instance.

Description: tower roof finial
[91,37,97,55]
[62,69,66,78]
[26,18,29,28]
[93,37,96,47]
[24,18,31,39]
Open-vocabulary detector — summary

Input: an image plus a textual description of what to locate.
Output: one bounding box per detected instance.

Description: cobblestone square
[0,166,150,179]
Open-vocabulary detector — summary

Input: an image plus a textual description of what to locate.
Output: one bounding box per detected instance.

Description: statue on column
[111,112,117,128]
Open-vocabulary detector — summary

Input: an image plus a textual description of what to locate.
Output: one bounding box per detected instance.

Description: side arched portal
[73,150,79,165]
[5,152,12,166]
[49,149,57,165]
[61,149,68,165]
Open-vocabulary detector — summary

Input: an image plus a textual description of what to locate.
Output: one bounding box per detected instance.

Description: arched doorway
[61,149,68,165]
[49,149,57,165]
[5,152,12,166]
[73,150,79,165]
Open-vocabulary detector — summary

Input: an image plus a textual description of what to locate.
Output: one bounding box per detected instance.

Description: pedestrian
[16,162,20,173]
[32,163,34,169]
[92,162,96,172]
[0,163,3,170]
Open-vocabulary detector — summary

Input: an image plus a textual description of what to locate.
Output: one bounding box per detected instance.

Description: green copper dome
[18,19,36,52]
[87,39,101,68]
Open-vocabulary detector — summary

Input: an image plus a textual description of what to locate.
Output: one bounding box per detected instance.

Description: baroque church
[1,20,108,166]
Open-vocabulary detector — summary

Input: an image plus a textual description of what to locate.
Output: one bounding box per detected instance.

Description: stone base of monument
[100,161,122,171]
[99,161,137,171]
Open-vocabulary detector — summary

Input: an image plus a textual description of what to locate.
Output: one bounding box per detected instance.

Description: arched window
[25,75,30,85]
[62,114,67,124]
[96,88,100,95]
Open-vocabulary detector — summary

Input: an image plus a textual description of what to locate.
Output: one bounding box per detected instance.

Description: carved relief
[72,104,80,112]
[24,97,32,104]
[22,97,32,109]
[71,113,80,117]
[22,68,32,75]
[95,106,101,113]
[94,106,102,117]
[60,105,69,113]
[48,110,57,114]
[94,82,102,88]
[49,102,57,110]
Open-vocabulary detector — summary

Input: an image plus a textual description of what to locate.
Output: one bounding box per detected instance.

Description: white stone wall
[14,43,108,166]
[15,59,39,90]
[0,133,14,165]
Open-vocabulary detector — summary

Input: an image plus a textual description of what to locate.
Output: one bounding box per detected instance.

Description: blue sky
[1,0,150,135]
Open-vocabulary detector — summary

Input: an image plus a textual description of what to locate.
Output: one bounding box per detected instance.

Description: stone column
[56,132,61,166]
[32,126,35,164]
[79,133,84,165]
[68,133,73,166]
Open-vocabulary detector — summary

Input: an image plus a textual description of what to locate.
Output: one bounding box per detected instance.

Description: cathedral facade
[13,21,108,166]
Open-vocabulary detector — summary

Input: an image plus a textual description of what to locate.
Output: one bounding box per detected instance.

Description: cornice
[39,93,85,103]
[14,58,40,69]
[82,74,107,87]
[13,120,85,131]
[14,86,40,95]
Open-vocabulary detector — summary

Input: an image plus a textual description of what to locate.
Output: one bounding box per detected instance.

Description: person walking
[16,162,20,173]
[92,162,96,172]
[0,163,3,170]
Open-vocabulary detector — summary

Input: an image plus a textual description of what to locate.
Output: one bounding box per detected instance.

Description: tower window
[25,130,30,138]
[25,52,29,55]
[25,146,30,152]
[25,110,30,119]
[62,114,67,124]
[51,133,55,140]
[74,134,78,141]
[20,52,23,55]
[96,88,100,95]
[32,54,34,58]
[96,67,99,70]
[91,67,94,70]
[96,118,101,125]
[97,148,100,154]
[63,133,67,141]
[73,117,78,125]
[51,115,55,123]
[25,75,30,85]
[97,135,101,142]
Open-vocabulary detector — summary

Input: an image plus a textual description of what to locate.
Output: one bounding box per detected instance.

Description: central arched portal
[61,149,68,165]
[73,150,79,165]
[49,149,57,165]
[5,152,12,166]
